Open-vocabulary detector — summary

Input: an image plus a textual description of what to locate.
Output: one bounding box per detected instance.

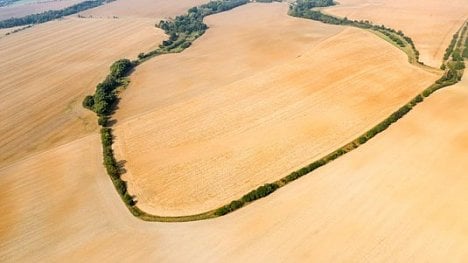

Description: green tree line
[82,0,467,221]
[82,59,134,116]
[288,0,421,63]
[213,49,466,218]
[0,0,21,7]
[83,0,251,220]
[0,0,116,29]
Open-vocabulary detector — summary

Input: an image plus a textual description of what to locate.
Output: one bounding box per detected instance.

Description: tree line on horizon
[289,0,422,63]
[0,0,116,29]
[0,0,21,8]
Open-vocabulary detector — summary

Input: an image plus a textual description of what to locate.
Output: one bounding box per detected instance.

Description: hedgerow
[0,0,116,29]
[289,0,421,63]
[214,183,279,216]
[82,0,467,222]
[83,0,251,220]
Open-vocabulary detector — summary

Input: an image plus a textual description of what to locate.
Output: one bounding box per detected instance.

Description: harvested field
[325,0,468,67]
[0,17,164,166]
[1,74,466,262]
[2,0,467,261]
[112,3,438,216]
[81,0,211,19]
[0,0,83,20]
[0,135,107,261]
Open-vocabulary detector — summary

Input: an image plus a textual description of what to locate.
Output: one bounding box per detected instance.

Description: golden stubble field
[1,0,468,261]
[2,67,467,262]
[325,0,468,68]
[113,3,438,216]
[0,16,164,166]
[0,0,210,166]
[81,0,210,19]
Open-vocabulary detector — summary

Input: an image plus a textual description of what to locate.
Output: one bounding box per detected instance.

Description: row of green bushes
[448,25,464,64]
[135,0,248,61]
[464,25,468,58]
[290,0,334,11]
[452,49,463,62]
[444,33,460,61]
[82,59,134,115]
[215,183,280,216]
[100,127,135,206]
[212,97,419,217]
[289,6,345,26]
[83,0,466,222]
[288,0,421,63]
[375,26,420,61]
[451,60,466,70]
[379,29,405,47]
[458,24,467,75]
[442,22,467,74]
[82,59,137,209]
[0,0,115,29]
[464,24,468,58]
[159,1,248,49]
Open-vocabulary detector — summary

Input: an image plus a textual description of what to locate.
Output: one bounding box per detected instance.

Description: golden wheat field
[0,0,467,261]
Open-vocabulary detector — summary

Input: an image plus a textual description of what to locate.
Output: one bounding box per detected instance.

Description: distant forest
[0,0,21,8]
[0,0,115,29]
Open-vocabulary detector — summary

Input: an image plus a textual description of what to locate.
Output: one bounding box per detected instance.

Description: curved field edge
[290,0,427,67]
[83,0,467,222]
